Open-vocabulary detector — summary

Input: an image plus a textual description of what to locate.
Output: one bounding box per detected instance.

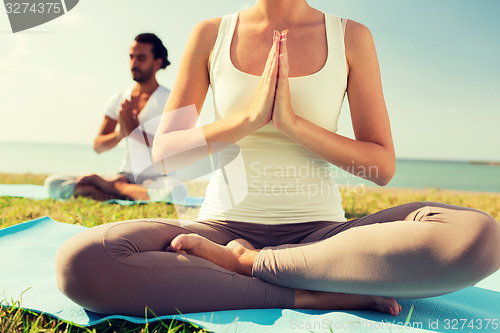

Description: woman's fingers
[242,30,283,130]
[272,30,296,131]
[264,31,280,89]
[268,31,280,69]
[279,30,289,78]
[262,31,280,86]
[275,30,289,100]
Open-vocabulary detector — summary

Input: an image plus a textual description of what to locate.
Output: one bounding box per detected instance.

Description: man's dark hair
[135,33,171,69]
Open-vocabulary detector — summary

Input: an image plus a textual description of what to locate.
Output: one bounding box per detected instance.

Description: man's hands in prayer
[118,99,139,138]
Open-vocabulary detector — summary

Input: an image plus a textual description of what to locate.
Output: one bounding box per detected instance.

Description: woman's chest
[230,25,328,78]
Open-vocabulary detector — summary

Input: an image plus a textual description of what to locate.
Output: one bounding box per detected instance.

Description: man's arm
[93,116,123,153]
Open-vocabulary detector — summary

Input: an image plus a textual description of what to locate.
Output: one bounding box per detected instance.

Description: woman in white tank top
[55,0,500,318]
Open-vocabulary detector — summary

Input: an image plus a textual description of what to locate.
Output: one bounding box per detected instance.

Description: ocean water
[1,142,499,193]
[0,142,126,175]
[333,159,500,193]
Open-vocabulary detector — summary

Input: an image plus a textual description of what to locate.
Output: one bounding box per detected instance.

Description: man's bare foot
[74,183,115,201]
[74,174,135,200]
[75,174,114,193]
[75,174,101,185]
[167,234,259,275]
[108,174,129,184]
[295,289,402,316]
[75,174,132,198]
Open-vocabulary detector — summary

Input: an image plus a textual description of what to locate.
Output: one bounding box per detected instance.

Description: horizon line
[2,140,499,165]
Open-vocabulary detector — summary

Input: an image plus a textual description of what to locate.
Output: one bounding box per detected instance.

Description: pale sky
[1,0,499,162]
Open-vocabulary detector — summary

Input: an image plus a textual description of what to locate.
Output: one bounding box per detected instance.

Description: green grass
[340,185,500,221]
[0,300,207,333]
[0,173,210,333]
[1,173,500,332]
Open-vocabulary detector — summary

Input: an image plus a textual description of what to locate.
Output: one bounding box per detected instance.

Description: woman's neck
[251,0,313,26]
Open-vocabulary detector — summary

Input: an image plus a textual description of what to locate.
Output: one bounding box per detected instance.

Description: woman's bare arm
[152,19,279,172]
[276,20,395,186]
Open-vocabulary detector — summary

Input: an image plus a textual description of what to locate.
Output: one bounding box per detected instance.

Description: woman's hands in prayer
[243,30,280,130]
[247,30,297,133]
[271,30,297,133]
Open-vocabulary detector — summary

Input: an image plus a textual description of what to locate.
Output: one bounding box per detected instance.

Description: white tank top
[197,11,348,224]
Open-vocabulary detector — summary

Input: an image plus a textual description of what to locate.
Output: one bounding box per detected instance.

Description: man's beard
[132,66,154,83]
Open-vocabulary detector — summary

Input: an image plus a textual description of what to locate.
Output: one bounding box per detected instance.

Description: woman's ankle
[235,249,259,276]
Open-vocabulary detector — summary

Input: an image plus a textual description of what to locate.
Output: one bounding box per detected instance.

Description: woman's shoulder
[322,15,375,76]
[189,17,222,46]
[320,11,373,45]
[343,18,374,43]
[182,17,223,67]
[193,17,222,34]
[342,18,377,67]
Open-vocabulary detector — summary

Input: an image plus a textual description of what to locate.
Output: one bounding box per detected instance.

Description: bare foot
[76,174,133,199]
[75,174,100,185]
[167,234,259,275]
[74,183,115,201]
[168,234,402,316]
[295,289,402,316]
[75,174,114,193]
[108,174,129,184]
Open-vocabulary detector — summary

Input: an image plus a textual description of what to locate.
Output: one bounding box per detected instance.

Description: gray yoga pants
[54,201,500,316]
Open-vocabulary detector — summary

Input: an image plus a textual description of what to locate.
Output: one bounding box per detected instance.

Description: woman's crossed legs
[55,218,296,316]
[55,201,500,317]
[54,217,399,316]
[171,201,500,301]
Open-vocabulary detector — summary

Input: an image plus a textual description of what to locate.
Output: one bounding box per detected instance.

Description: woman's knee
[54,224,116,311]
[54,220,188,301]
[466,212,500,277]
[439,209,500,280]
[412,203,499,276]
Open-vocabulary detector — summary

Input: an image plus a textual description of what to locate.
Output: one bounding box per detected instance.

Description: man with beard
[45,33,187,201]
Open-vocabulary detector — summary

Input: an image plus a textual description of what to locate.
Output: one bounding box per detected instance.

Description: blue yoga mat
[0,184,48,200]
[0,184,204,207]
[1,216,499,332]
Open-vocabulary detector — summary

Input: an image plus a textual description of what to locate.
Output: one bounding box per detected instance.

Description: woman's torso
[197,10,349,224]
